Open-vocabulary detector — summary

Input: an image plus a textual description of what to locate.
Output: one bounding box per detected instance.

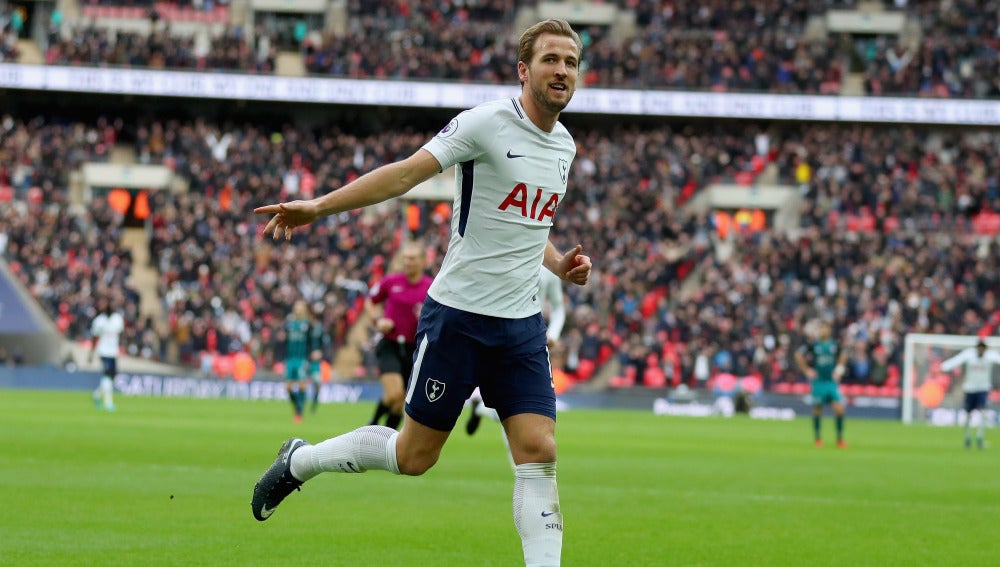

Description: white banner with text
[3,64,1000,125]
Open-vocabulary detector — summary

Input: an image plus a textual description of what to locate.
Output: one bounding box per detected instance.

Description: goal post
[902,333,1000,425]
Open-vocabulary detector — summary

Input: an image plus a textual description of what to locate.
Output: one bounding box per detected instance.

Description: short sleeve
[421,105,493,171]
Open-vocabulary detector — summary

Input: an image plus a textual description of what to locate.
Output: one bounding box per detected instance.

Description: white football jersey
[538,267,566,341]
[91,312,125,358]
[940,347,1000,392]
[422,97,575,318]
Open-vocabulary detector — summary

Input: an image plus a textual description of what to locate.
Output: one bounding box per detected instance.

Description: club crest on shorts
[425,378,446,402]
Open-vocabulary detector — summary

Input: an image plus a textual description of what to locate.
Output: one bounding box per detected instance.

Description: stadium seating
[5,0,987,97]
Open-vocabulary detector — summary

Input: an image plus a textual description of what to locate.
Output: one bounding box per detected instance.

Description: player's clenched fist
[559,244,591,286]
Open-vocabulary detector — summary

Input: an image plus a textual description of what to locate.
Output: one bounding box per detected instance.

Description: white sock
[513,462,562,567]
[101,377,114,408]
[290,425,400,481]
[476,404,501,422]
[978,411,987,441]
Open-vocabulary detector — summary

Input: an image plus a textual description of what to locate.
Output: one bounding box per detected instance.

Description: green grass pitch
[2,390,999,566]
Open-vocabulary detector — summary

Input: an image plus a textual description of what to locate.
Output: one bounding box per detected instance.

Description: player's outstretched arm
[939,348,971,373]
[255,149,442,240]
[544,241,591,286]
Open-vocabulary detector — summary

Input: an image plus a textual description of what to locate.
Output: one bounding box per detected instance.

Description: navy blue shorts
[404,297,555,432]
[100,356,117,377]
[964,391,988,412]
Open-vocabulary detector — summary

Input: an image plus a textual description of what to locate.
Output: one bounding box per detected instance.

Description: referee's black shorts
[375,337,417,385]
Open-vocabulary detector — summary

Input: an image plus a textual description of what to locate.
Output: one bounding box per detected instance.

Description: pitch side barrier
[1,64,999,125]
[0,366,902,419]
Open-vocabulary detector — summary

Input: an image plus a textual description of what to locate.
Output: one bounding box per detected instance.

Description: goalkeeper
[940,339,1000,449]
[795,320,849,448]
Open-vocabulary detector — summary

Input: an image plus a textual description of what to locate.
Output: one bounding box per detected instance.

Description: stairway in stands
[108,146,162,323]
[15,40,43,64]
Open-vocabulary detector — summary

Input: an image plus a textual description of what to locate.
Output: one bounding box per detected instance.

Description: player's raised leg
[252,303,471,521]
[251,418,451,521]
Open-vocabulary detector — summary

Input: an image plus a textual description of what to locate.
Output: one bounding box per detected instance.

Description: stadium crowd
[3,110,998,391]
[861,0,1000,98]
[0,0,981,97]
[144,121,439,371]
[303,0,844,93]
[45,25,274,73]
[1,3,21,62]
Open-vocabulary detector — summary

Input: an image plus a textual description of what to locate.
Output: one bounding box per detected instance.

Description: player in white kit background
[940,339,1000,449]
[251,19,591,567]
[88,296,124,412]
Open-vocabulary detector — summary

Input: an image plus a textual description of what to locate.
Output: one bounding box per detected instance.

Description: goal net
[902,334,1000,425]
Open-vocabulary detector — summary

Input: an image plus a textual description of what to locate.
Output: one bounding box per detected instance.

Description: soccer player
[366,241,433,430]
[795,320,848,447]
[307,303,331,414]
[284,300,312,423]
[940,339,1000,449]
[88,296,124,412]
[467,265,566,436]
[251,19,590,566]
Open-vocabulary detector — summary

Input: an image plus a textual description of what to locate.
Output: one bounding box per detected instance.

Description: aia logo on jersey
[498,183,559,222]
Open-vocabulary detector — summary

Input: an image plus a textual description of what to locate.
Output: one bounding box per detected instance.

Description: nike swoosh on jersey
[506,150,526,159]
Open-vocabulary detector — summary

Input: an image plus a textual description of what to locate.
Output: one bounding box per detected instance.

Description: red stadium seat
[609,375,631,388]
[885,366,900,388]
[643,367,667,388]
[740,376,763,394]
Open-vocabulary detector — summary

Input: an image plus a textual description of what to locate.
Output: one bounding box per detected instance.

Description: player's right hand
[254,200,321,240]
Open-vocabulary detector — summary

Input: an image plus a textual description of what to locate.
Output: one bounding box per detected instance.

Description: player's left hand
[559,244,591,286]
